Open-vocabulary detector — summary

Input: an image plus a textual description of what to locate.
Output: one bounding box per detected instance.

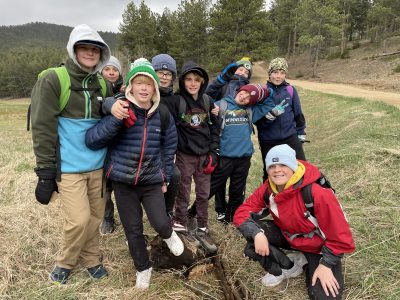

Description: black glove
[216,62,239,84]
[34,167,58,205]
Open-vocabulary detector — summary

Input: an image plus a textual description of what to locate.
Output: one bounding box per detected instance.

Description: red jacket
[233,161,355,256]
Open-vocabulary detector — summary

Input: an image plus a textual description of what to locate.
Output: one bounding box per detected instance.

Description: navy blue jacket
[206,75,249,101]
[85,101,177,185]
[255,81,306,143]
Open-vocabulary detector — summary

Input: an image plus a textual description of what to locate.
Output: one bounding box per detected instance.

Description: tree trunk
[287,30,292,57]
[312,42,320,78]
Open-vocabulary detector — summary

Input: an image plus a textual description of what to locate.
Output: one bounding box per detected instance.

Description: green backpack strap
[97,73,107,98]
[38,66,71,112]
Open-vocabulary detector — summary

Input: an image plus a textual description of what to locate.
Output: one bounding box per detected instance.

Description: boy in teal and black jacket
[31,24,113,284]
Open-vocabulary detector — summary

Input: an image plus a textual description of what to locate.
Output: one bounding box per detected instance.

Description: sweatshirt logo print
[182,108,207,128]
[224,109,249,126]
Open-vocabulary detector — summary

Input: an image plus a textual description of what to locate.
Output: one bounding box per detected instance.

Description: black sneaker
[100,218,115,235]
[49,266,71,284]
[216,213,226,222]
[195,228,218,254]
[87,264,108,279]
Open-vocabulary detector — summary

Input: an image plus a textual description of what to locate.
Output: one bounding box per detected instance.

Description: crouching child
[85,58,184,289]
[233,144,355,299]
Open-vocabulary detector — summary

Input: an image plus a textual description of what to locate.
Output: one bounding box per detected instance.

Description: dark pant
[259,134,306,182]
[214,185,226,215]
[113,182,172,272]
[189,156,251,222]
[103,180,114,220]
[164,164,181,217]
[174,151,210,228]
[254,220,344,300]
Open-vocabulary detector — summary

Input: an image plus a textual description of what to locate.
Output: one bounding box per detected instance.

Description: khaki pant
[56,169,105,269]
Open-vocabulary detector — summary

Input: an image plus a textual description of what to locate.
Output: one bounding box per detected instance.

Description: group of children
[31,24,355,298]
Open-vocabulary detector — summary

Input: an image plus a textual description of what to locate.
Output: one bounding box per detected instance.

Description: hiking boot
[261,260,303,287]
[100,218,116,235]
[172,221,187,232]
[216,213,226,222]
[87,264,108,279]
[195,228,218,254]
[287,252,308,269]
[183,231,201,247]
[163,231,184,256]
[49,266,71,284]
[135,267,152,289]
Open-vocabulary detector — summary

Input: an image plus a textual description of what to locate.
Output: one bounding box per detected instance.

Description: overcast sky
[0,0,181,32]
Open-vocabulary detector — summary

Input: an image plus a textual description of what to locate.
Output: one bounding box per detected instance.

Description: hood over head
[178,61,209,100]
[66,24,110,74]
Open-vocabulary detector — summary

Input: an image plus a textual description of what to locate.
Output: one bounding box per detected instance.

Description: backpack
[158,103,171,132]
[218,98,254,136]
[263,172,335,240]
[27,66,107,131]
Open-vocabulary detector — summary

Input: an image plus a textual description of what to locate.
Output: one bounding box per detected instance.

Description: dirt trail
[252,61,400,108]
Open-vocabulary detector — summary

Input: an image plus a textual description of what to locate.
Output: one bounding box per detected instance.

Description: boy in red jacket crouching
[233,144,355,299]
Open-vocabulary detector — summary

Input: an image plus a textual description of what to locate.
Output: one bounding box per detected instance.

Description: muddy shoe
[49,266,71,284]
[195,228,217,254]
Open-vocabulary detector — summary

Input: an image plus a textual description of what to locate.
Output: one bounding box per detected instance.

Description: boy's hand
[254,232,269,256]
[211,104,219,116]
[161,183,167,193]
[312,264,340,298]
[271,100,289,117]
[217,62,239,84]
[111,100,129,120]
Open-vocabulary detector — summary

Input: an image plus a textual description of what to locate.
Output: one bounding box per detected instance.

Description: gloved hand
[266,100,289,121]
[34,167,58,205]
[216,62,239,85]
[298,135,306,142]
[203,151,218,174]
[123,105,137,128]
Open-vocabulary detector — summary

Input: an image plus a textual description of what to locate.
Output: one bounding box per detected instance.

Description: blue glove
[216,63,239,85]
[271,100,289,117]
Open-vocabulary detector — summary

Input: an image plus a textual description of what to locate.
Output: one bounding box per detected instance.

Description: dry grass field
[0,89,399,299]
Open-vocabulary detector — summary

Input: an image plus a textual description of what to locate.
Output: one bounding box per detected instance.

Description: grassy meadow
[0,89,399,299]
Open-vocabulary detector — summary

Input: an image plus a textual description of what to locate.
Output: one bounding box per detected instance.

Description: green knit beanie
[126,58,160,86]
[236,59,253,77]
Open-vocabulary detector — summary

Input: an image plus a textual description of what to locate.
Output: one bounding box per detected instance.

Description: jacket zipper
[134,111,148,185]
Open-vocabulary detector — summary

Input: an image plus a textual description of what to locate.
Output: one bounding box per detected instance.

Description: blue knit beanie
[151,54,177,80]
[265,144,298,172]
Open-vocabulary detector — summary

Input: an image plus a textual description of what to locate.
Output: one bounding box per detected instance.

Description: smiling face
[156,70,173,88]
[128,75,156,108]
[102,65,120,84]
[75,44,101,72]
[235,90,251,106]
[269,69,287,85]
[184,72,203,100]
[267,164,294,191]
[235,66,250,79]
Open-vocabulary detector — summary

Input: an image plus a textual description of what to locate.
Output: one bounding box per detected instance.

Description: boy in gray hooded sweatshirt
[31,24,113,284]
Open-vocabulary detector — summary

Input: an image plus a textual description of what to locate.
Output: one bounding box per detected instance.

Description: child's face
[102,66,120,84]
[184,72,203,99]
[235,66,250,79]
[235,90,251,106]
[75,45,101,71]
[156,70,173,88]
[267,164,294,189]
[269,70,287,85]
[129,75,155,105]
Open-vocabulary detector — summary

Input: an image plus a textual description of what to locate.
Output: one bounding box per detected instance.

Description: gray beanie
[103,55,122,74]
[268,57,288,75]
[265,144,298,172]
[151,54,177,79]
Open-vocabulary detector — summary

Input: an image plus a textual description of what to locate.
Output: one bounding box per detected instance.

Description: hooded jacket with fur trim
[31,24,112,172]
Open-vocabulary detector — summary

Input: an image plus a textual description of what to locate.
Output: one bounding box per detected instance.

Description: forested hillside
[0,0,399,98]
[0,22,117,98]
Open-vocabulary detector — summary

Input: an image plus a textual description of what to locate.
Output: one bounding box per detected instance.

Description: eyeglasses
[157,71,173,79]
